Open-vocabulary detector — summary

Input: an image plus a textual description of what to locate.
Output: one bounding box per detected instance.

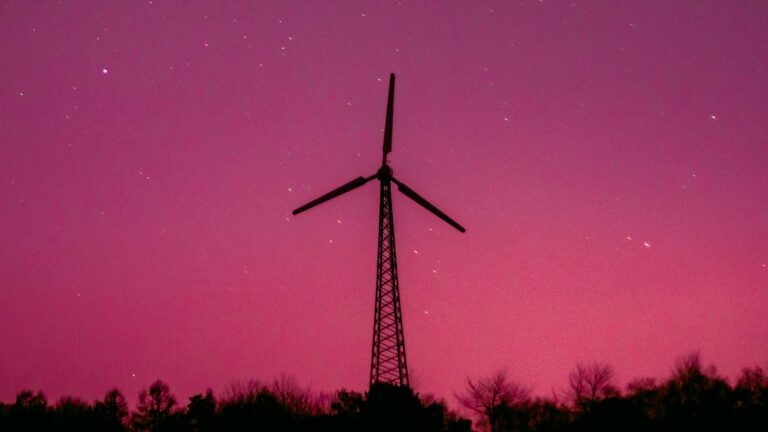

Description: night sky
[1,1,767,405]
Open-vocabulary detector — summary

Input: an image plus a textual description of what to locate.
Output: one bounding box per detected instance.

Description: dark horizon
[3,353,767,431]
[1,351,761,404]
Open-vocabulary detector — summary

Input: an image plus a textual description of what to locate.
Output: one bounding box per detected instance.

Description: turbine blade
[382,73,395,162]
[292,176,371,215]
[391,178,466,233]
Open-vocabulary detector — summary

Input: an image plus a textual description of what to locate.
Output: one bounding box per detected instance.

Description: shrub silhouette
[187,389,215,432]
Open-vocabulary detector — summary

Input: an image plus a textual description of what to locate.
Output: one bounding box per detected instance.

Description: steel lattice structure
[292,74,464,388]
[370,168,408,386]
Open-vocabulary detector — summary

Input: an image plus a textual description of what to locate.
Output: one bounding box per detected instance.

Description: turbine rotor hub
[377,165,393,181]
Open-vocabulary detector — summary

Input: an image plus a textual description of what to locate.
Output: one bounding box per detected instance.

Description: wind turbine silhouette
[292,74,465,388]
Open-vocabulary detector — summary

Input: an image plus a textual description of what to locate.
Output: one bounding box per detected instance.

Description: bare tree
[270,374,325,415]
[456,369,530,432]
[567,362,618,411]
[736,366,767,398]
[220,379,266,405]
[671,351,720,383]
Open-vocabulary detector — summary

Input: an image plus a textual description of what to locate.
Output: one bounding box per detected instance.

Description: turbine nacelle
[377,165,393,181]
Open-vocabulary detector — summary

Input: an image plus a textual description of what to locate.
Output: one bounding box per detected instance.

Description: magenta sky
[1,1,767,406]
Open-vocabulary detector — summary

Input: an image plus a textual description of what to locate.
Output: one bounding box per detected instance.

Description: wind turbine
[292,73,465,388]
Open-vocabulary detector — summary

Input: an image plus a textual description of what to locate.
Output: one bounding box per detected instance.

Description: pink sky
[1,1,767,406]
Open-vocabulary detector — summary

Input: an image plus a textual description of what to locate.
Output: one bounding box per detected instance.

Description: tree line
[457,353,767,432]
[1,353,766,431]
[0,375,469,432]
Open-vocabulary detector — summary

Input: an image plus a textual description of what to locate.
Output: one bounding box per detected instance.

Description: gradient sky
[1,1,767,406]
